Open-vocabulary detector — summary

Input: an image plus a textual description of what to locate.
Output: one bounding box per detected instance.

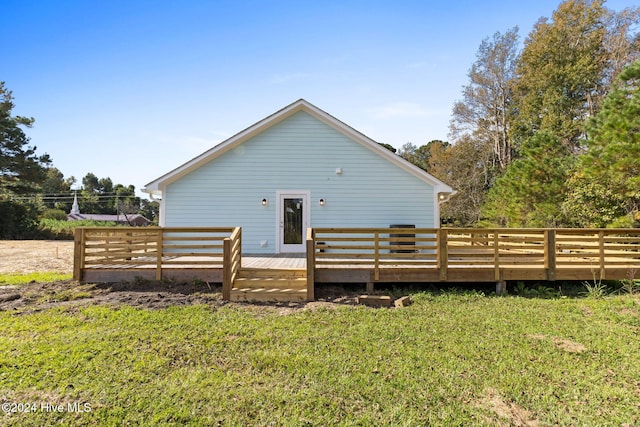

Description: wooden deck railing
[222,227,242,300]
[306,227,315,300]
[74,226,640,288]
[311,228,640,281]
[73,227,239,281]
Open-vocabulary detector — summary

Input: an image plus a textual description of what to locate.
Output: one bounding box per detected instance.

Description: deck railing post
[545,229,556,281]
[306,228,315,301]
[238,227,242,269]
[156,228,163,281]
[222,237,232,301]
[494,231,501,281]
[599,230,606,280]
[374,231,380,281]
[438,228,448,281]
[73,227,85,281]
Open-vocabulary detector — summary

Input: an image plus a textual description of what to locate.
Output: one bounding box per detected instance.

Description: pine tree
[0,82,50,195]
[569,60,640,226]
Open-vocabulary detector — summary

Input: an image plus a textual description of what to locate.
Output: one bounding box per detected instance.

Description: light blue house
[143,99,454,254]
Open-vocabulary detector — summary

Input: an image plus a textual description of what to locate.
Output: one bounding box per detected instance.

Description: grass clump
[582,279,610,299]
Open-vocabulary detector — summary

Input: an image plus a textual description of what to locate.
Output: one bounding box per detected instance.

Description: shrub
[0,200,40,239]
[40,208,68,221]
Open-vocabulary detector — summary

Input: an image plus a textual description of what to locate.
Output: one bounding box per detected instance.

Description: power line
[8,193,143,202]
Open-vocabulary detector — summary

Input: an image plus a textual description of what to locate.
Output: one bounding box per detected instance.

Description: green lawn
[0,272,72,286]
[0,289,639,426]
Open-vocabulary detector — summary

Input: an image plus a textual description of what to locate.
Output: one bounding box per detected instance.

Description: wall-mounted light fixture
[319,198,325,206]
[438,192,456,203]
[335,168,343,175]
[261,198,268,206]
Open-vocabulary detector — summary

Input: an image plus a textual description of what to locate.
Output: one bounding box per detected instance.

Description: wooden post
[496,280,507,295]
[494,231,500,281]
[306,228,315,301]
[156,228,163,281]
[599,230,606,280]
[438,228,448,281]
[237,227,242,268]
[545,229,556,281]
[222,237,231,301]
[73,227,85,281]
[374,231,380,281]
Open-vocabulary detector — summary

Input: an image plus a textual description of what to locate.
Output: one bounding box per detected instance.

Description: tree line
[2,0,638,237]
[400,0,639,228]
[0,83,158,237]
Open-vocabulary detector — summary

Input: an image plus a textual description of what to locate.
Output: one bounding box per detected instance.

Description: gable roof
[143,99,454,196]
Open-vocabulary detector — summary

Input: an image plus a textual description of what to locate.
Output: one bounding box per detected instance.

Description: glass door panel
[277,192,309,253]
[283,198,303,245]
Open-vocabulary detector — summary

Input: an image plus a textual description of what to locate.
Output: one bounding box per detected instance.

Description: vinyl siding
[163,111,436,253]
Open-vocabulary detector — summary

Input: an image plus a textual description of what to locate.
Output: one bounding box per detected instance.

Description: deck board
[242,254,306,269]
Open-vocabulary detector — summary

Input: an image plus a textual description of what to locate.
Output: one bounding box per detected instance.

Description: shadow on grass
[340,280,630,300]
[93,278,221,296]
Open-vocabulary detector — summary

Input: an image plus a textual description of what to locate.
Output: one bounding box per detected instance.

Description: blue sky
[4,0,638,197]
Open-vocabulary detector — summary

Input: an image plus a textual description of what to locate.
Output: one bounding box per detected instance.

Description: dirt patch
[0,280,365,313]
[476,388,540,427]
[527,334,587,354]
[619,307,639,317]
[553,338,587,354]
[0,241,372,312]
[0,240,74,274]
[0,279,224,312]
[580,306,594,316]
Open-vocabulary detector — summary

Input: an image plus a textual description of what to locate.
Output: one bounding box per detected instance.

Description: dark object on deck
[390,224,416,253]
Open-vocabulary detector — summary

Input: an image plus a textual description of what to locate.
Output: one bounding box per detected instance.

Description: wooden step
[237,268,306,279]
[233,277,307,290]
[231,267,308,302]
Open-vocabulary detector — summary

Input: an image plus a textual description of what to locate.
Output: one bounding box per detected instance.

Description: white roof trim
[143,99,454,195]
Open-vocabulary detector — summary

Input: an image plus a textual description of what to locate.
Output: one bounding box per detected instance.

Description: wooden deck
[73,227,640,302]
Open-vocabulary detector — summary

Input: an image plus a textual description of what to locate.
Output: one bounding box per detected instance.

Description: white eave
[142,99,455,197]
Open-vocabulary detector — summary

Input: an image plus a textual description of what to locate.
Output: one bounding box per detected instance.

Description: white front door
[277,191,310,253]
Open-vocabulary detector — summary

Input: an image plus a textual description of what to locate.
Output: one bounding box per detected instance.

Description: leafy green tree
[78,172,144,216]
[450,27,519,169]
[378,142,396,153]
[79,173,101,213]
[399,140,449,171]
[397,142,417,162]
[140,199,160,224]
[601,6,640,96]
[479,1,639,228]
[511,0,609,149]
[0,82,52,237]
[41,167,75,210]
[567,59,640,226]
[427,136,493,226]
[0,200,40,238]
[0,82,51,195]
[481,132,576,227]
[511,0,639,151]
[113,183,138,216]
[562,174,627,227]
